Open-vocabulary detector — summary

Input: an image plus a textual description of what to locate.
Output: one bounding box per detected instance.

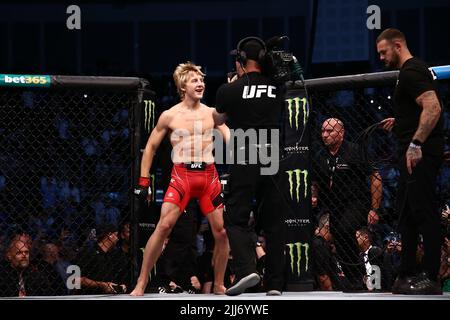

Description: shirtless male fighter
[130,62,230,296]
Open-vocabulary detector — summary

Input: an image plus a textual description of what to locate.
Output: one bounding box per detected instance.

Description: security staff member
[313,118,382,291]
[378,28,444,295]
[214,36,285,296]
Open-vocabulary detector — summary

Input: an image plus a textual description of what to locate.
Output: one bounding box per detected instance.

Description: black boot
[391,275,416,294]
[403,273,443,295]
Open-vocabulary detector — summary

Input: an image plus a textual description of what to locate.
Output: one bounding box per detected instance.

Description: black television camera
[263,36,305,85]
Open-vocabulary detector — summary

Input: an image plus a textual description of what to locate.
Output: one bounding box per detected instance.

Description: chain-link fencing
[302,75,450,291]
[0,76,147,296]
[1,71,448,296]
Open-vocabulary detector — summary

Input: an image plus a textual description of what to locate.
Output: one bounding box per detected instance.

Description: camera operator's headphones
[235,36,267,65]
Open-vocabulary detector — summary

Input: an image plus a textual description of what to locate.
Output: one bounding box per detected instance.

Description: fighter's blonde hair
[173,62,205,100]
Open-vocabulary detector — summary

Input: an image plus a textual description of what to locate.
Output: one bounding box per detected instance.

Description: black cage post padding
[51,76,148,91]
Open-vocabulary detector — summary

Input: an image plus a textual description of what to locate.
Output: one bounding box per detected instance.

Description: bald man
[312,118,382,291]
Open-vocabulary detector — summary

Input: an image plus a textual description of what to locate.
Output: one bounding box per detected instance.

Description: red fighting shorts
[163,163,224,215]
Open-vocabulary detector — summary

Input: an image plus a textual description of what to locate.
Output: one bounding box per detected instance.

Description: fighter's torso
[167,103,215,163]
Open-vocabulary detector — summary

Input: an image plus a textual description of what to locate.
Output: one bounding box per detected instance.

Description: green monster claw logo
[144,99,156,132]
[286,242,309,277]
[286,169,308,203]
[286,97,309,130]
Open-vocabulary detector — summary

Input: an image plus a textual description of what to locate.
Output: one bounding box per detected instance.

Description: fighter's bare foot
[213,284,227,295]
[130,284,146,296]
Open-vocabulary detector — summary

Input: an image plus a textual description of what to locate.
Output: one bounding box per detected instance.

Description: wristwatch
[410,139,423,149]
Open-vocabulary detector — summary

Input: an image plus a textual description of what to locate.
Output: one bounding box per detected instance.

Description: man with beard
[377,28,444,294]
[0,236,51,296]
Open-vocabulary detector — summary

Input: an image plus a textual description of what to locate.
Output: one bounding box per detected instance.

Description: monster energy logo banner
[144,99,156,132]
[286,169,308,203]
[286,97,309,130]
[286,242,309,277]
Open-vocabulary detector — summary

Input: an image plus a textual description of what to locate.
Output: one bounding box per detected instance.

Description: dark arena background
[0,0,449,314]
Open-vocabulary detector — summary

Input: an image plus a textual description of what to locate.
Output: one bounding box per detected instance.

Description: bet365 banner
[279,89,313,289]
[0,74,51,87]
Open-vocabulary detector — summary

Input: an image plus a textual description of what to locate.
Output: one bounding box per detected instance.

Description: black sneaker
[404,273,443,295]
[171,285,184,293]
[186,286,201,294]
[158,284,184,294]
[225,273,261,296]
[391,276,415,294]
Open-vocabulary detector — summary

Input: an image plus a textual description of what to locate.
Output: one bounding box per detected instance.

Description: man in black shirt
[377,28,444,295]
[313,118,382,290]
[76,223,129,294]
[215,36,285,295]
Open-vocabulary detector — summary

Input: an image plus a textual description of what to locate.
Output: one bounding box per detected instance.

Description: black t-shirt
[215,72,283,130]
[313,141,373,212]
[393,57,444,156]
[76,244,130,294]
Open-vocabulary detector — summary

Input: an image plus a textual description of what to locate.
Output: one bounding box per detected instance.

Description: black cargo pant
[396,154,443,280]
[224,163,286,291]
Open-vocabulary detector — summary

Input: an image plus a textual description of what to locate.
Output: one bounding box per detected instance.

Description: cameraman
[214,36,285,296]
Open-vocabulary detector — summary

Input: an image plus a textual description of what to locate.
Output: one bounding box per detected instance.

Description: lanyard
[326,156,338,188]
